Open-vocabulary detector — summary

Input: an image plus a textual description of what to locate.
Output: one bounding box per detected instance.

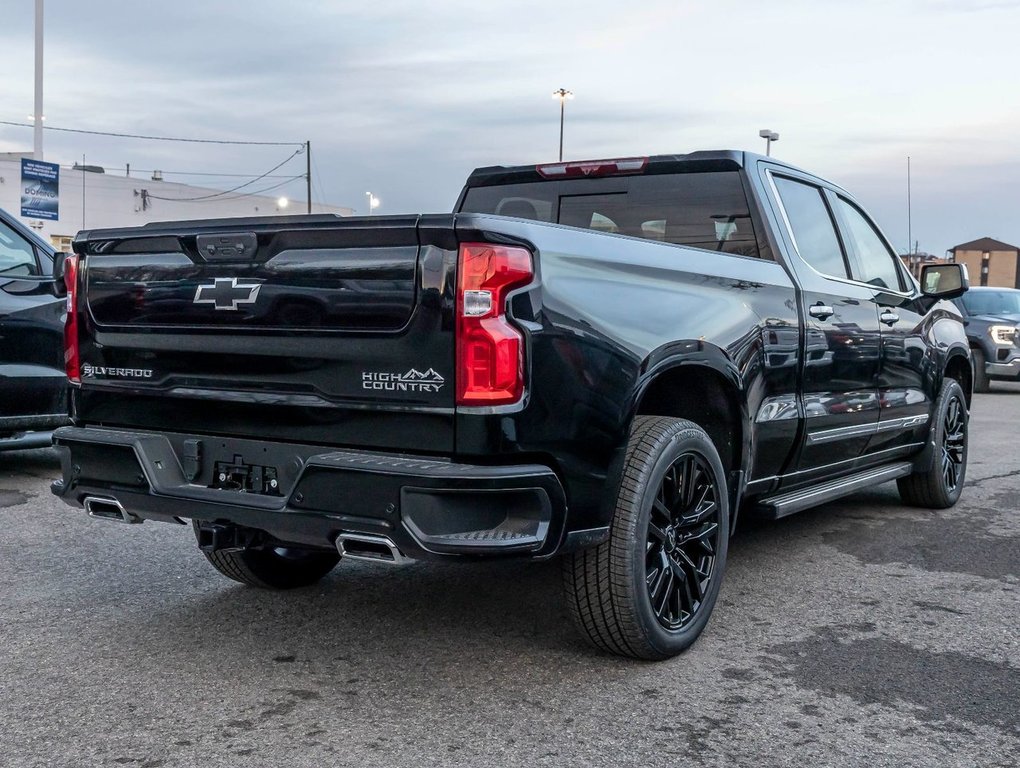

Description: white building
[0,153,352,251]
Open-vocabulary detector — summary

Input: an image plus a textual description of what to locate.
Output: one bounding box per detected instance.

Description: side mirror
[920,263,968,300]
[51,251,69,298]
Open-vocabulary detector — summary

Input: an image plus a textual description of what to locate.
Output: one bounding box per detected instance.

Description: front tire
[563,417,729,660]
[897,378,968,508]
[193,522,340,589]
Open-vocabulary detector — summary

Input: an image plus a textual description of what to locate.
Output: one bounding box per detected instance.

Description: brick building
[950,237,1020,288]
[898,251,950,280]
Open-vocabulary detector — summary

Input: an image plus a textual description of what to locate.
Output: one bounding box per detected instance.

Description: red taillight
[456,243,533,406]
[535,157,648,179]
[63,255,80,384]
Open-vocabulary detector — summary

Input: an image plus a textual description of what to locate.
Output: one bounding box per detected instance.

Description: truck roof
[464,149,814,188]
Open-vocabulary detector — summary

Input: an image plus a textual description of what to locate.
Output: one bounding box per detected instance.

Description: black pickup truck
[51,151,971,659]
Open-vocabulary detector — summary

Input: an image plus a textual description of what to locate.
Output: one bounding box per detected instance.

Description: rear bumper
[51,426,568,560]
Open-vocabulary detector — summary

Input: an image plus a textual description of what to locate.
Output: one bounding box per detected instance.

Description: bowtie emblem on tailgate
[193,278,262,310]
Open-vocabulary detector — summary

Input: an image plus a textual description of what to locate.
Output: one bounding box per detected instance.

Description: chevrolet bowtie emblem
[193,278,262,310]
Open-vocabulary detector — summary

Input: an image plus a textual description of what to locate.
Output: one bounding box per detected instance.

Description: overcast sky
[1,0,1016,255]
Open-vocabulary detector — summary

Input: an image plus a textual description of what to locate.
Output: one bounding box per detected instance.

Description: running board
[756,462,914,519]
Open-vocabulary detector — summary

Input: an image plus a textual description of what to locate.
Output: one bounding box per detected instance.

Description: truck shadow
[118,486,914,678]
[138,554,591,668]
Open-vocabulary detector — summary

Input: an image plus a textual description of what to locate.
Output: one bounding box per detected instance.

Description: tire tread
[193,523,340,590]
[201,548,278,588]
[563,416,727,660]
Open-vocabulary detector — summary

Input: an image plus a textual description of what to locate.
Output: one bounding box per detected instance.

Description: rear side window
[0,219,40,276]
[773,177,848,279]
[460,172,761,258]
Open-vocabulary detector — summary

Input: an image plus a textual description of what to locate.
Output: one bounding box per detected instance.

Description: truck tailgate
[72,214,458,453]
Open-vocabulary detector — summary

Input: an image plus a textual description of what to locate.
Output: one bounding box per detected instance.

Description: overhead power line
[85,168,302,179]
[144,175,306,204]
[210,176,306,202]
[1,119,320,208]
[145,150,304,202]
[53,161,300,180]
[0,119,302,146]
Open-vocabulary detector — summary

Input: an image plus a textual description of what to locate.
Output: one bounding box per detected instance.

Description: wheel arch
[944,347,973,408]
[629,349,749,532]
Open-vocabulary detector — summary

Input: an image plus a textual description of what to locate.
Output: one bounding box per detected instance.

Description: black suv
[953,287,1020,392]
[0,207,68,448]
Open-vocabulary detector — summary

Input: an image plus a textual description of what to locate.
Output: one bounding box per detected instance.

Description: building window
[50,235,73,252]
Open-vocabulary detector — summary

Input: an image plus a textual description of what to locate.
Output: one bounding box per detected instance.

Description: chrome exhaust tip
[335,533,408,565]
[83,496,142,524]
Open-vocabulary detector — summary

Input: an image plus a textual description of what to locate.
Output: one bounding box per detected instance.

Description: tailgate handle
[196,232,258,261]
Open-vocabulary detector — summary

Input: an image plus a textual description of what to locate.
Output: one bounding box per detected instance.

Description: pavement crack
[912,600,967,616]
[965,470,1020,488]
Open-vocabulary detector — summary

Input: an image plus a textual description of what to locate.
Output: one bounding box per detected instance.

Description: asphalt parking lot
[1,389,1018,768]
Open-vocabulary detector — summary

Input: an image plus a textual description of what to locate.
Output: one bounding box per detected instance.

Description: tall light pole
[907,155,912,257]
[758,129,779,156]
[33,0,44,160]
[552,88,574,162]
[365,192,379,215]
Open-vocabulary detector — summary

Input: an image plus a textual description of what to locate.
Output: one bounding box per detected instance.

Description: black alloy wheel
[645,452,721,631]
[898,377,968,508]
[941,393,966,493]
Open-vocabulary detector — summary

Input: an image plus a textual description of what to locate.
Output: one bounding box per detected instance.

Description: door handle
[808,304,834,320]
[880,311,899,326]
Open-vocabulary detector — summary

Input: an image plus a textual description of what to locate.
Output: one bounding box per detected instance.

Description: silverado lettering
[80,364,153,379]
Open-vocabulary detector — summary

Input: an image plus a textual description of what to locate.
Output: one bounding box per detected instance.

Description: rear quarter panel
[452,214,799,534]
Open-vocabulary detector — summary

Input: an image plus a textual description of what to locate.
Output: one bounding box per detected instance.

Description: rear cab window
[460,171,763,259]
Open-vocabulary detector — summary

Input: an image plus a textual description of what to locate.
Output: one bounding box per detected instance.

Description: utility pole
[34,0,44,160]
[907,156,912,256]
[306,140,312,214]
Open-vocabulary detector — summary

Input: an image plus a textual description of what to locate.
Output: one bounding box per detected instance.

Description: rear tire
[193,522,340,589]
[563,416,729,660]
[897,378,968,508]
[971,347,991,393]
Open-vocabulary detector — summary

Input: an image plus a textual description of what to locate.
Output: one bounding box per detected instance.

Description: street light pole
[305,140,311,214]
[34,0,44,160]
[758,129,779,156]
[552,88,574,162]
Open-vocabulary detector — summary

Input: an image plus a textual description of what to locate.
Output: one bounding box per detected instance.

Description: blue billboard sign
[20,158,60,221]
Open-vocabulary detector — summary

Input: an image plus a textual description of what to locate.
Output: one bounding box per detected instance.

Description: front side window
[0,220,39,276]
[773,176,847,278]
[835,198,903,291]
